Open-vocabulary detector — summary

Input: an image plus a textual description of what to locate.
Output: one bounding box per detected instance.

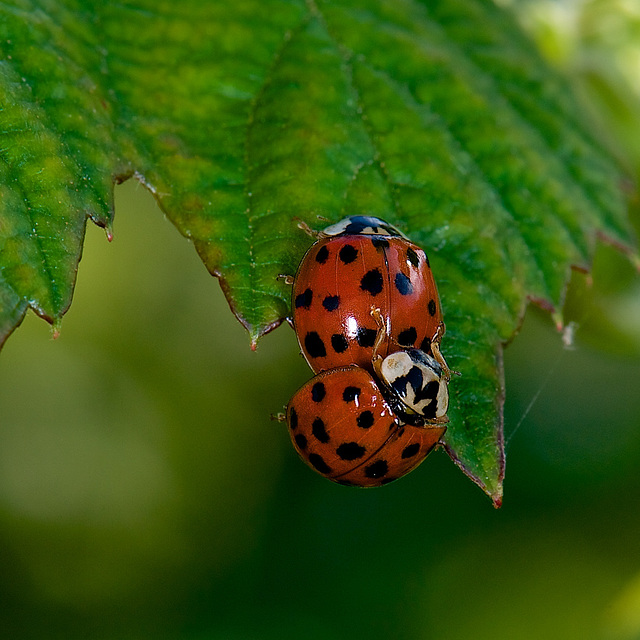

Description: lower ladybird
[286,366,446,487]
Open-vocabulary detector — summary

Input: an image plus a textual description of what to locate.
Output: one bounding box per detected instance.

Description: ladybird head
[378,348,449,425]
[321,216,408,239]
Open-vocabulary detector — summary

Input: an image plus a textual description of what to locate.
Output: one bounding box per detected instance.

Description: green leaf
[0,0,636,504]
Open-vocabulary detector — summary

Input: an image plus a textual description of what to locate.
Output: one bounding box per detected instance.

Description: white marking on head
[321,216,408,238]
[380,350,449,419]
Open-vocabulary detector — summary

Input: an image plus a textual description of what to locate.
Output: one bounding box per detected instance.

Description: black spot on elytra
[339,244,358,264]
[357,410,374,429]
[331,334,349,353]
[407,247,420,267]
[365,459,389,479]
[360,269,383,296]
[311,382,326,402]
[312,417,330,443]
[356,327,377,348]
[371,237,390,250]
[343,386,361,402]
[305,332,326,358]
[401,443,420,459]
[420,337,432,353]
[395,272,413,296]
[315,246,329,264]
[308,453,332,474]
[295,288,313,309]
[322,295,340,311]
[289,407,298,429]
[294,434,308,450]
[428,299,437,316]
[398,327,418,347]
[336,442,367,461]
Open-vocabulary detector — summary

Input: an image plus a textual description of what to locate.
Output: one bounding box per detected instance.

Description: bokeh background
[1,2,640,638]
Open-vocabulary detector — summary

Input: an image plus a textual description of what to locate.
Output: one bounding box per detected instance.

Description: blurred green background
[2,1,640,638]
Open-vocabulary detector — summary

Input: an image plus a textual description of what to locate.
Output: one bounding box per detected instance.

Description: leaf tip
[551,311,564,332]
[51,319,62,341]
[443,441,504,508]
[247,317,286,352]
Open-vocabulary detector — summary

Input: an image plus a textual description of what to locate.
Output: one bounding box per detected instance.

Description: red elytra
[286,366,446,487]
[292,216,442,375]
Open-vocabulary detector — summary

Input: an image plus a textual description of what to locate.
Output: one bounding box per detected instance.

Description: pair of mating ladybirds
[283,215,452,487]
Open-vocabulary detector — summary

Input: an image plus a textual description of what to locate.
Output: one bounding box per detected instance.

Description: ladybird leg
[431,321,446,345]
[420,321,445,354]
[270,412,287,423]
[371,304,413,354]
[430,322,461,380]
[430,334,452,383]
[370,306,391,366]
[412,414,449,431]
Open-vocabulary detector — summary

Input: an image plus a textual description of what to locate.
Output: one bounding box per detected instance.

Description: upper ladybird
[292,216,443,374]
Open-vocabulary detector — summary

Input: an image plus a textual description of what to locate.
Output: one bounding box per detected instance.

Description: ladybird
[286,365,446,487]
[292,215,442,374]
